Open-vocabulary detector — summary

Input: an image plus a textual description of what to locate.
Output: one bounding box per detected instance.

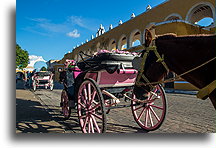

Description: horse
[133,29,216,109]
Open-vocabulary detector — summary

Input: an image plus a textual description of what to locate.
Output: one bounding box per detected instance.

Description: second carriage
[61,50,167,133]
[32,71,54,91]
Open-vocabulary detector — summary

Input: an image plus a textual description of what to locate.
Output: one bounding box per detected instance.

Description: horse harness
[135,46,169,90]
[135,45,216,100]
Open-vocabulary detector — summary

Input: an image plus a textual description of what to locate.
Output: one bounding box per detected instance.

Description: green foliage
[40,66,47,71]
[16,44,29,70]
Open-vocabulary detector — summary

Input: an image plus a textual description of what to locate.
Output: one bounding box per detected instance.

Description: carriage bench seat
[77,52,138,73]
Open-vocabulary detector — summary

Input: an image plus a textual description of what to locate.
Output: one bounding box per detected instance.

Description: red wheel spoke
[82,116,89,130]
[89,102,100,111]
[149,106,160,122]
[137,107,146,120]
[87,83,92,105]
[134,104,144,111]
[83,85,88,103]
[148,108,154,127]
[92,113,103,120]
[145,109,149,127]
[149,104,163,110]
[90,115,101,133]
[79,94,86,106]
[78,102,86,109]
[89,117,94,133]
[88,117,92,133]
[89,91,96,106]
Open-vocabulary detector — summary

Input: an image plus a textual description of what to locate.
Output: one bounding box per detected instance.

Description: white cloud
[25,16,97,36]
[66,29,80,38]
[68,16,98,31]
[25,17,70,36]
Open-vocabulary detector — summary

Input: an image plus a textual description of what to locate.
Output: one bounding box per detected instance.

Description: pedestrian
[59,60,76,108]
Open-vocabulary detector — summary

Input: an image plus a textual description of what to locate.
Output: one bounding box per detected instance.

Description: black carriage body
[77,52,137,73]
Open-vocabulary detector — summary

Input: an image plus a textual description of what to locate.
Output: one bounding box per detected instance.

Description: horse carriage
[60,50,167,133]
[32,71,54,91]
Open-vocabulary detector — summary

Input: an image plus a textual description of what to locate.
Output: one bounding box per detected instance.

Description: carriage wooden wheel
[131,84,167,131]
[61,89,71,119]
[77,78,107,133]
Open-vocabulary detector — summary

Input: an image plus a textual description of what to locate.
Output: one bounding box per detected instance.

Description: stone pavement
[16,89,65,133]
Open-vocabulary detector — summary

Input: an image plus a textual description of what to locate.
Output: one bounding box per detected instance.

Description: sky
[16,0,213,70]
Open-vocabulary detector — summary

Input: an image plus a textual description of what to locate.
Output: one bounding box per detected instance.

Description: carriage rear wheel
[61,90,71,119]
[77,78,107,133]
[131,85,167,132]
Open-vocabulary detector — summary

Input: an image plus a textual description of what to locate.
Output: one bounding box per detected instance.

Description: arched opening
[34,61,47,71]
[166,16,180,21]
[196,17,214,27]
[130,29,142,47]
[118,35,128,50]
[164,13,182,21]
[186,2,215,25]
[132,40,141,47]
[108,39,117,51]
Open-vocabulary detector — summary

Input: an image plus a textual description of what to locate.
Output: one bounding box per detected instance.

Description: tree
[40,66,47,71]
[16,44,29,70]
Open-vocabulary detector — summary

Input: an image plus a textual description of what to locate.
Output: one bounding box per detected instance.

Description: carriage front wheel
[61,89,71,119]
[131,84,167,132]
[77,78,107,133]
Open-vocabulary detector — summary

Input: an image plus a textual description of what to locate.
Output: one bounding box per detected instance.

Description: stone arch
[129,29,142,47]
[108,39,117,51]
[118,34,128,50]
[185,2,215,24]
[164,13,182,21]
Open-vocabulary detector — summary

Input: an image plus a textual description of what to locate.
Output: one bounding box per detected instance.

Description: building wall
[65,0,215,62]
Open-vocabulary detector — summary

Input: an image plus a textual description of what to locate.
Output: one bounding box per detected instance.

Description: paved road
[16,80,215,133]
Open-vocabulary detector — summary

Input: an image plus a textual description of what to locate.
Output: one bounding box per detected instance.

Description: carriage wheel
[32,80,37,91]
[50,80,54,91]
[131,85,167,131]
[77,78,107,133]
[61,90,71,119]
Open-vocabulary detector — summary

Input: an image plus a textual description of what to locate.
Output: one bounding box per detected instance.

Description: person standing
[59,61,76,108]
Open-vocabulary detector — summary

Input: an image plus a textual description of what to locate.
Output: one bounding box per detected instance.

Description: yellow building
[53,0,215,89]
